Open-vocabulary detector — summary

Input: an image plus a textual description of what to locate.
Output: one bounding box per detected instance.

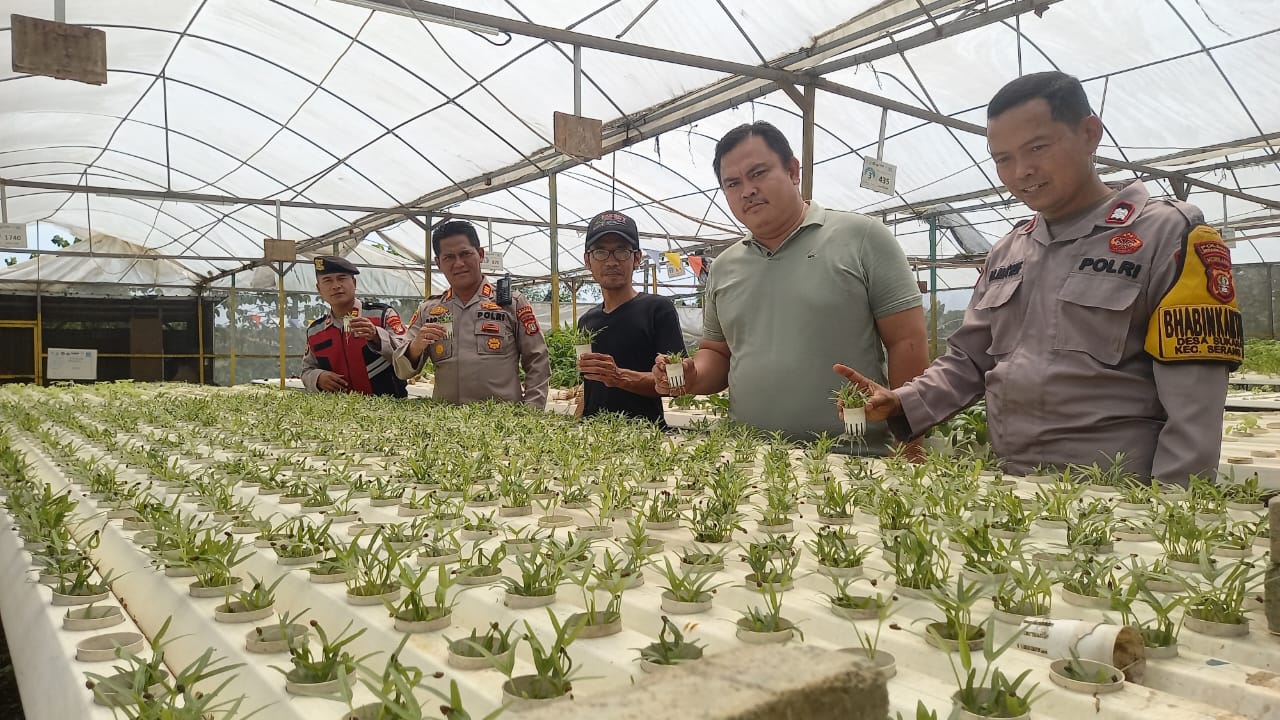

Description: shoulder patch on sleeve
[516,305,540,335]
[1145,224,1242,368]
[386,310,406,335]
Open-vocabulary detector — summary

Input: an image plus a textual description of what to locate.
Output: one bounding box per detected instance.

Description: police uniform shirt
[393,281,550,409]
[892,180,1241,484]
[301,298,409,397]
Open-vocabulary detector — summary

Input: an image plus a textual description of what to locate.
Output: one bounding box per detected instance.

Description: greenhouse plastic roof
[1,0,1278,293]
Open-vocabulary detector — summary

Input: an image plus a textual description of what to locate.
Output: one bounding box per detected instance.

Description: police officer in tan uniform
[837,72,1240,485]
[393,220,550,408]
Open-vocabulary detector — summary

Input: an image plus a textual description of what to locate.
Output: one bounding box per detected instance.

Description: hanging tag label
[480,250,505,274]
[860,158,897,195]
[0,223,24,247]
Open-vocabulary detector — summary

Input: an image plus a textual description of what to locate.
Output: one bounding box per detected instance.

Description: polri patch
[387,315,406,335]
[486,337,502,351]
[1105,201,1135,224]
[1194,240,1235,303]
[517,306,540,335]
[1109,232,1143,255]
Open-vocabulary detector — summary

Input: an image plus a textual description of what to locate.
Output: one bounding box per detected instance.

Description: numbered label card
[860,158,897,196]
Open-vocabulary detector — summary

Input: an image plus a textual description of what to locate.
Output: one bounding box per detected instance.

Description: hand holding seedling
[653,352,694,396]
[409,323,449,361]
[832,364,901,421]
[578,353,622,386]
[347,316,380,346]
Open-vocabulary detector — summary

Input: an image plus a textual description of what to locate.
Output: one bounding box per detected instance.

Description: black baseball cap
[584,211,640,250]
[313,255,360,276]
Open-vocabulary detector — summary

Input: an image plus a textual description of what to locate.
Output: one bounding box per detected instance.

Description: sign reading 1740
[0,223,25,247]
[860,158,897,196]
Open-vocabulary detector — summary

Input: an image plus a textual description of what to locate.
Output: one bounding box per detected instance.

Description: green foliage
[546,324,586,388]
[831,381,869,409]
[272,619,369,684]
[639,616,705,666]
[1241,338,1280,375]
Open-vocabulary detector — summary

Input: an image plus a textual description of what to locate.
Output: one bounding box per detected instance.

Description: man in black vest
[301,255,409,397]
[576,211,686,424]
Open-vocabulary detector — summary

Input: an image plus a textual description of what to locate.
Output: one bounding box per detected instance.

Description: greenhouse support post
[424,213,432,298]
[928,217,939,359]
[197,293,205,384]
[800,85,815,200]
[1,183,7,222]
[277,265,286,389]
[276,201,286,389]
[550,172,560,329]
[229,275,238,385]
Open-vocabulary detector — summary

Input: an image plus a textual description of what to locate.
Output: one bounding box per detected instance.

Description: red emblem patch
[1108,232,1143,255]
[387,314,406,335]
[516,306,540,335]
[1195,240,1235,303]
[1207,267,1235,303]
[480,321,501,334]
[1105,201,1135,224]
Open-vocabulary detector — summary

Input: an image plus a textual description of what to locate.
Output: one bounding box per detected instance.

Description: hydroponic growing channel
[0,382,1276,720]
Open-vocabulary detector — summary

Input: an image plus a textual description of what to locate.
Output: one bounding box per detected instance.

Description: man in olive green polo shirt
[653,121,928,449]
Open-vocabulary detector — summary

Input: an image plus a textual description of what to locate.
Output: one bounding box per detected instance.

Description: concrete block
[517,645,888,720]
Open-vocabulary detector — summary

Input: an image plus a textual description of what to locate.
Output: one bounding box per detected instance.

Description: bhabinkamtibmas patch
[1145,224,1242,367]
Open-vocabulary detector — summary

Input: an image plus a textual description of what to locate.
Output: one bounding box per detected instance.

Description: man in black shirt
[576,210,687,424]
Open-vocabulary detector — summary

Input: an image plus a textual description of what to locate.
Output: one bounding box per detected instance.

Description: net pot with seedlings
[663,351,688,390]
[832,382,870,439]
[637,616,706,673]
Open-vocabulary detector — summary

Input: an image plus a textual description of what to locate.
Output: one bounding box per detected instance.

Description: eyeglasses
[588,248,636,262]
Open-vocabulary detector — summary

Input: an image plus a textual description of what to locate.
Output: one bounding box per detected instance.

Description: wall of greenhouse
[1231,263,1278,340]
[6,271,1262,386]
[0,294,213,385]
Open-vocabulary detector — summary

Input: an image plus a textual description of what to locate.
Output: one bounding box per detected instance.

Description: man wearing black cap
[575,211,686,424]
[301,255,409,397]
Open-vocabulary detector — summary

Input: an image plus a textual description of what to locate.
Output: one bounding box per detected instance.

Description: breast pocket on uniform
[972,275,1024,356]
[1054,272,1142,366]
[424,322,454,362]
[475,321,513,356]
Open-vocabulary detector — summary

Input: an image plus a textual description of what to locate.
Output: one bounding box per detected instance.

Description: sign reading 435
[859,158,897,196]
